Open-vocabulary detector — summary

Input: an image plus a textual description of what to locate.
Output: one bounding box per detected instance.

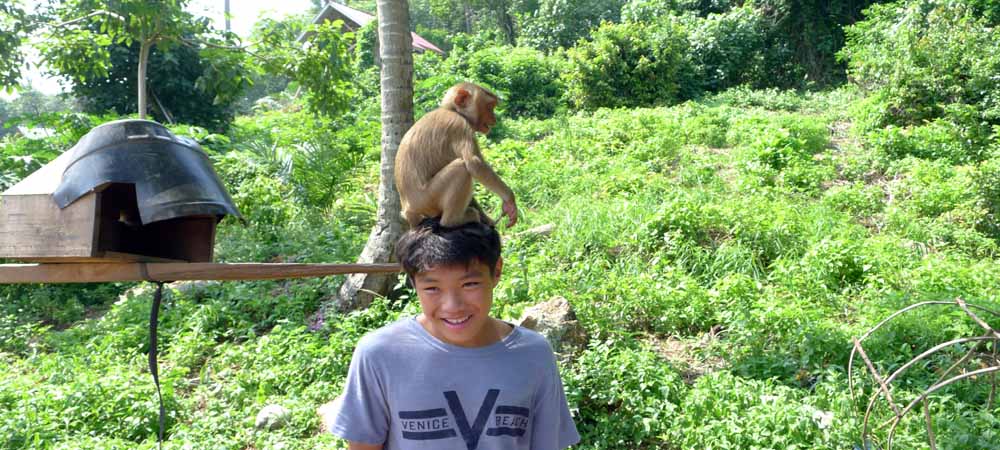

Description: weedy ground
[2,86,999,449]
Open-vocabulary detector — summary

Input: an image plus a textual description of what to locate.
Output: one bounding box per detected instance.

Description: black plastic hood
[52,119,242,225]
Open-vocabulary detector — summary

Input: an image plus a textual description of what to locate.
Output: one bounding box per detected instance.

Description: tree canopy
[36,0,251,127]
[0,2,29,91]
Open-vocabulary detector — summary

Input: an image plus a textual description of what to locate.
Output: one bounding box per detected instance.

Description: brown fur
[394,83,517,228]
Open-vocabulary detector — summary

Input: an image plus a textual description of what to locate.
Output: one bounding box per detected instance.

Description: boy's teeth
[444,316,471,324]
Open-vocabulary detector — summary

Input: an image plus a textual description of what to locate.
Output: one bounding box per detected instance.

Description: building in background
[298,2,444,55]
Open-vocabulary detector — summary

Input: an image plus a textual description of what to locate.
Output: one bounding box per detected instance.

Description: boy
[330,218,580,450]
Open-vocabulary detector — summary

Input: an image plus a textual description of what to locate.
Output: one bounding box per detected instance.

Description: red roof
[306,2,444,55]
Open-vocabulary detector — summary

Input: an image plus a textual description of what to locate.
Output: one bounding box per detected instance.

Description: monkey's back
[395,108,473,194]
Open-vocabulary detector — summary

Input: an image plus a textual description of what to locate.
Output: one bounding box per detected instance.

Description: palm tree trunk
[138,39,152,120]
[327,0,412,313]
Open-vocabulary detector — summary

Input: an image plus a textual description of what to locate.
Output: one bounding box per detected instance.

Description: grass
[1,85,999,448]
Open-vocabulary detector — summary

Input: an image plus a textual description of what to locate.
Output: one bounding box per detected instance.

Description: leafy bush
[0,355,181,447]
[518,0,627,51]
[708,85,806,112]
[878,158,998,257]
[353,21,378,71]
[686,5,769,92]
[564,340,684,449]
[564,20,691,110]
[672,371,852,448]
[224,108,377,209]
[771,232,869,300]
[620,0,684,23]
[461,46,565,119]
[974,156,1000,238]
[865,118,989,165]
[842,1,1000,131]
[0,314,49,356]
[412,72,467,118]
[821,182,884,219]
[729,113,834,192]
[579,257,715,334]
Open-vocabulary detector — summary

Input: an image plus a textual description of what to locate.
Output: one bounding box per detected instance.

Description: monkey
[394,82,518,228]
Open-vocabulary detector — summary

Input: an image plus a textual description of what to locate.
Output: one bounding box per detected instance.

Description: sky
[10,0,317,98]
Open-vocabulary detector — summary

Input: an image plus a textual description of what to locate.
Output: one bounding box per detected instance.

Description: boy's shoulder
[355,317,417,352]
[509,325,556,352]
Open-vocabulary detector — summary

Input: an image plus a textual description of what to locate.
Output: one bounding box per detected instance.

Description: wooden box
[0,150,216,263]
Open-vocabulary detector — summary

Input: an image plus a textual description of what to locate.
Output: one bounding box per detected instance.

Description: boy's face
[413,258,502,348]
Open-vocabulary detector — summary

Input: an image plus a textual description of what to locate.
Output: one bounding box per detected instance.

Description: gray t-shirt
[330,316,580,450]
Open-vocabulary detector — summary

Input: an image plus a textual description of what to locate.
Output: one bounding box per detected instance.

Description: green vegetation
[1,0,999,448]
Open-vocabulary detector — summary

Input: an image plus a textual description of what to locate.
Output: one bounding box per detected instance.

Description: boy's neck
[417,315,513,348]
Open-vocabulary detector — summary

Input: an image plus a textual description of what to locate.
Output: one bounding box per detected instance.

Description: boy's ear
[493,257,504,283]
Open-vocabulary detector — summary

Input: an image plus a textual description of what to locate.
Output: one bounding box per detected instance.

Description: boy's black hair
[395,217,502,281]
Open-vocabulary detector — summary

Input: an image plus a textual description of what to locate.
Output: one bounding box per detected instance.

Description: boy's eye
[463,281,481,288]
[422,286,440,293]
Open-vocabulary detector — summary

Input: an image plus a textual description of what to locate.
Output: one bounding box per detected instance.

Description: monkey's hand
[502,198,518,227]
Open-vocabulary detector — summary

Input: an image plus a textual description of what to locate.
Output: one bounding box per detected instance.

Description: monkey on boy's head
[394,82,518,229]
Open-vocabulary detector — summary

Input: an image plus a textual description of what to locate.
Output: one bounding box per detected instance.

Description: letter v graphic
[444,389,499,450]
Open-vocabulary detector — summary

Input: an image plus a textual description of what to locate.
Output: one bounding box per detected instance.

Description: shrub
[821,182,884,219]
[879,158,997,257]
[0,356,181,447]
[462,46,565,119]
[686,5,769,92]
[564,20,691,110]
[770,232,869,300]
[888,158,977,220]
[865,118,988,165]
[708,85,805,112]
[0,283,128,330]
[582,258,715,334]
[620,0,683,23]
[975,156,1000,238]
[564,340,684,449]
[842,1,1000,130]
[518,0,627,51]
[672,371,852,448]
[352,21,379,71]
[732,116,835,193]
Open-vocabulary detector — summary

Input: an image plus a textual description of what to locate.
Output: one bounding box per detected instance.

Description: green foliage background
[2,0,1000,448]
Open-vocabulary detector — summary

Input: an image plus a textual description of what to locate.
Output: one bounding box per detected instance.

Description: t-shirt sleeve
[330,338,390,445]
[531,355,580,450]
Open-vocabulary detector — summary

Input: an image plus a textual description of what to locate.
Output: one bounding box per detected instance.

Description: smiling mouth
[442,316,472,326]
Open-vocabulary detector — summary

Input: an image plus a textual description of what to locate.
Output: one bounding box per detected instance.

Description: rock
[514,223,556,239]
[516,297,587,355]
[255,404,291,431]
[167,280,220,298]
[316,396,343,433]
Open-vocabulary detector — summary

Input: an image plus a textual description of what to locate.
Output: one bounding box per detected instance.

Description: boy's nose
[440,292,464,310]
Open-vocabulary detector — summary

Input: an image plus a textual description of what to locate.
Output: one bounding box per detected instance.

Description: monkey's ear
[453,88,471,108]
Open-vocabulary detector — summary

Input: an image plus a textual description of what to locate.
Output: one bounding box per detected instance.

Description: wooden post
[0,263,402,283]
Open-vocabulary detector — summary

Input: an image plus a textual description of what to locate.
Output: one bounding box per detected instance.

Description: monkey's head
[442,82,498,134]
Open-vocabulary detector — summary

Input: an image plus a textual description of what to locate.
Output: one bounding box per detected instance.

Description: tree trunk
[326,0,412,313]
[492,0,516,45]
[464,2,473,34]
[138,39,152,120]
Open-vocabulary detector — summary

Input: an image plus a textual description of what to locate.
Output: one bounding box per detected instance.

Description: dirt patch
[644,327,729,383]
[828,121,860,150]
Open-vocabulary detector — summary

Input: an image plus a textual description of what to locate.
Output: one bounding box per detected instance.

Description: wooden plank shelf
[0,263,403,284]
